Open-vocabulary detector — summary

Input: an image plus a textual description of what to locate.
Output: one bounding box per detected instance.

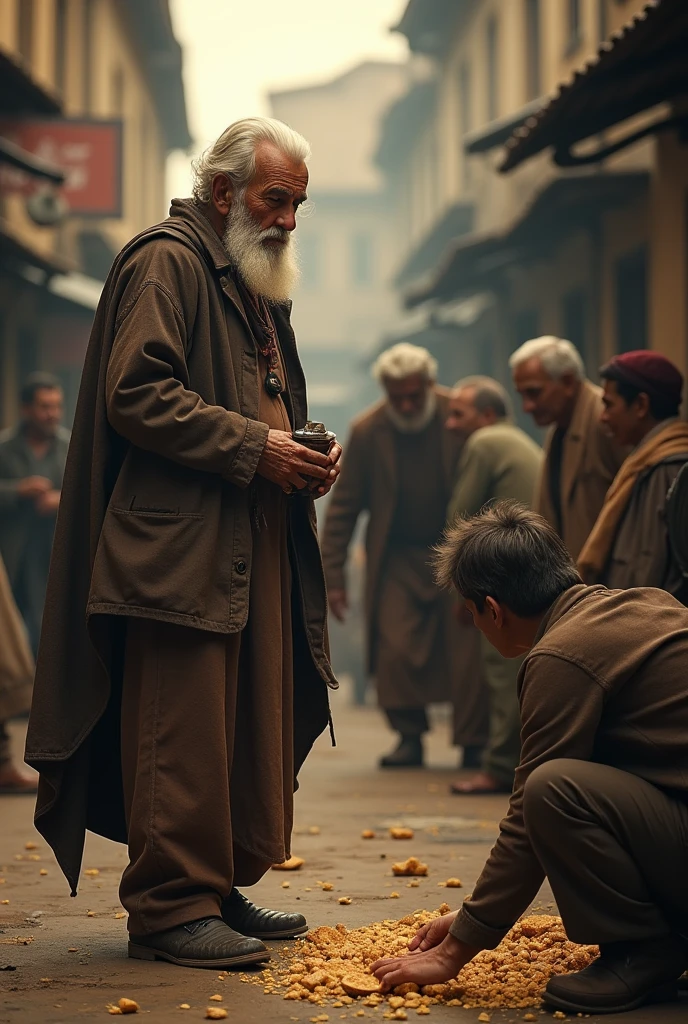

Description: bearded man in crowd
[322,343,487,769]
[26,118,341,970]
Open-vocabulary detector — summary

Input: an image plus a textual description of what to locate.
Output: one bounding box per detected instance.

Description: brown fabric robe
[0,552,34,726]
[536,381,626,560]
[119,353,296,934]
[321,393,486,744]
[25,199,336,895]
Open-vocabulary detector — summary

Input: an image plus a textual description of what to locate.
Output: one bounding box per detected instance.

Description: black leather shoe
[128,916,270,969]
[222,888,308,940]
[544,935,688,1015]
[379,736,423,768]
[461,744,484,770]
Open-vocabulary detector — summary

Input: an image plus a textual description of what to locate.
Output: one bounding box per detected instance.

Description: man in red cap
[578,350,688,596]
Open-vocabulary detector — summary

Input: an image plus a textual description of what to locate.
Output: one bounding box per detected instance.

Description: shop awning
[500,0,688,173]
[464,98,547,155]
[404,172,648,308]
[0,134,65,183]
[0,218,69,278]
[0,48,61,115]
[394,202,474,288]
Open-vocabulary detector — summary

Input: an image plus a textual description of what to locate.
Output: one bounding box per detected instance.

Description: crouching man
[372,501,688,1015]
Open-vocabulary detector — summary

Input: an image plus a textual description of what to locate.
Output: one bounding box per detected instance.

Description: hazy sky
[166,0,408,200]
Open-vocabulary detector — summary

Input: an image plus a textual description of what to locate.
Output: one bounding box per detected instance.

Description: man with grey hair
[510,336,625,559]
[445,376,543,794]
[322,343,487,768]
[26,117,342,969]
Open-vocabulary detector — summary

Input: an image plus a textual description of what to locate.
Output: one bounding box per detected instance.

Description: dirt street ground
[1,695,685,1024]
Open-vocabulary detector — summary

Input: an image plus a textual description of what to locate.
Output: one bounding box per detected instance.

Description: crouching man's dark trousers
[523,759,688,944]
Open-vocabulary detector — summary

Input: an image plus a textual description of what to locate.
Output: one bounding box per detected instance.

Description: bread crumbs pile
[239,907,598,1013]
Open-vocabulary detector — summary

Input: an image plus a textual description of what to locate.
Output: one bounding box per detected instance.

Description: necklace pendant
[264,370,283,397]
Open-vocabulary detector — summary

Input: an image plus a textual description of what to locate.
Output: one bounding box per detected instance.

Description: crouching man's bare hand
[371,931,478,993]
[256,429,333,494]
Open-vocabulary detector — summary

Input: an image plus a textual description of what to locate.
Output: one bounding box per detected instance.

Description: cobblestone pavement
[1,696,685,1023]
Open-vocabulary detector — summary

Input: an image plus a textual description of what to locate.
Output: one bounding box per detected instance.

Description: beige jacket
[536,380,625,559]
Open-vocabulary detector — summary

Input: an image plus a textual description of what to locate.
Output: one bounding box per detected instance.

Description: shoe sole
[544,980,679,1015]
[128,942,271,969]
[245,924,309,940]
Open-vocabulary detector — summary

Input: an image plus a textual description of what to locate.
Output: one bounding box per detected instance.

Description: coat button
[235,559,247,575]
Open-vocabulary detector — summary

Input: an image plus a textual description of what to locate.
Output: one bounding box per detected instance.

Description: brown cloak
[25,200,337,895]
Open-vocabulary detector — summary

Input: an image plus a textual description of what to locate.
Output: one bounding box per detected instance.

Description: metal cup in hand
[292,421,337,494]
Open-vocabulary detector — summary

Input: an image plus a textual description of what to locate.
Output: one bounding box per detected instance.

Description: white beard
[385,389,438,434]
[223,196,300,301]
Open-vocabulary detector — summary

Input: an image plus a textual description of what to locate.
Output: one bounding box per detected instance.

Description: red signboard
[0,119,122,217]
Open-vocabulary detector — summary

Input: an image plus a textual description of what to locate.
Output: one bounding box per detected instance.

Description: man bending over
[372,502,688,1015]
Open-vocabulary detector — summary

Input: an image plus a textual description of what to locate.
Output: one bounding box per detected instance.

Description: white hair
[192,117,311,205]
[372,342,438,383]
[509,336,584,381]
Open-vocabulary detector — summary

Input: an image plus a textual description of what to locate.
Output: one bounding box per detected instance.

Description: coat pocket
[91,506,215,618]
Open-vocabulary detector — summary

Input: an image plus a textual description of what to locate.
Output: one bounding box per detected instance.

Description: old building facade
[0,0,190,426]
[379,0,685,408]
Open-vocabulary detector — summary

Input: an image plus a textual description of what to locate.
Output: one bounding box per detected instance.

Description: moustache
[260,226,290,244]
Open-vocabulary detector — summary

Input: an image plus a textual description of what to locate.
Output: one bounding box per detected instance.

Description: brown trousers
[376,548,487,746]
[119,484,294,935]
[524,759,688,943]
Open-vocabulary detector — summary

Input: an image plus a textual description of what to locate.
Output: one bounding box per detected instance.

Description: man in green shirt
[446,377,542,794]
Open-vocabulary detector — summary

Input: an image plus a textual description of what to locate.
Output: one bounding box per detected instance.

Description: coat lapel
[561,381,596,507]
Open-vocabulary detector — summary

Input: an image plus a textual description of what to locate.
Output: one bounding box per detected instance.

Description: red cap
[604,350,683,407]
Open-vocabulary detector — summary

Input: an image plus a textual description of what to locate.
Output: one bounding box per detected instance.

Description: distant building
[270,61,409,439]
[0,0,190,426]
[377,0,685,417]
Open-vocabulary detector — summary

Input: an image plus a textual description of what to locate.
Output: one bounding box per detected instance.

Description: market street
[1,694,686,1024]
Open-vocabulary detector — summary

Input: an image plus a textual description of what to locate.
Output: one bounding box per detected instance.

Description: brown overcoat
[320,390,460,671]
[25,200,336,895]
[0,552,33,722]
[536,380,625,559]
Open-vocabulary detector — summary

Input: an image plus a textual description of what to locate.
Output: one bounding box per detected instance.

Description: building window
[525,0,541,99]
[351,233,373,287]
[18,0,34,67]
[82,0,94,111]
[561,287,588,367]
[299,235,321,290]
[486,16,499,121]
[566,0,582,54]
[459,61,472,189]
[54,0,67,92]
[615,247,648,353]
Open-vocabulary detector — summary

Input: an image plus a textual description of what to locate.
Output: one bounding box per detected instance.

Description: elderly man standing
[322,343,486,769]
[26,118,341,969]
[445,377,542,795]
[579,351,688,596]
[510,337,625,559]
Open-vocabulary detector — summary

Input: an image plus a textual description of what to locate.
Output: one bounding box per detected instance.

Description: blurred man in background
[510,337,624,560]
[323,343,487,768]
[579,351,688,597]
[445,376,542,794]
[0,373,69,655]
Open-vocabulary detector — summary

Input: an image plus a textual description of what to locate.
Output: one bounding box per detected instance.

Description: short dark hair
[20,372,62,406]
[434,501,581,617]
[453,375,511,419]
[600,363,679,420]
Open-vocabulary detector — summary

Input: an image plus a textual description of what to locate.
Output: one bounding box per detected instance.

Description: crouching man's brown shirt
[450,584,688,949]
